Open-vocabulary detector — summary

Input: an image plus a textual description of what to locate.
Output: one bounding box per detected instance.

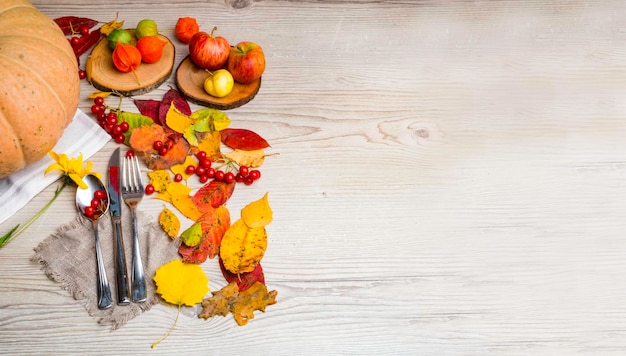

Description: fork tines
[122,156,144,194]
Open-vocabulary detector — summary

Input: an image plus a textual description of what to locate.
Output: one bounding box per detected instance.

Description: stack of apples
[180,23,265,98]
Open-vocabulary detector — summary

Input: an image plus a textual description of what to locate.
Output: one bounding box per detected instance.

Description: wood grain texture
[2,0,626,354]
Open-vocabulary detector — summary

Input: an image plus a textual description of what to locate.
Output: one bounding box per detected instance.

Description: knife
[108,147,130,305]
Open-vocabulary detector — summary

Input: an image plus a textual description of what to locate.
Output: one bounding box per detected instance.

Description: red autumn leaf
[159,88,192,126]
[220,128,270,151]
[54,16,98,35]
[193,181,235,214]
[133,99,160,121]
[219,258,265,292]
[179,206,230,263]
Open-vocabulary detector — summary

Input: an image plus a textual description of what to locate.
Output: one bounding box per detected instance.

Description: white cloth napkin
[0,109,110,225]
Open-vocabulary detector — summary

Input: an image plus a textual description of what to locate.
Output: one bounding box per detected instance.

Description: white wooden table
[2,0,626,354]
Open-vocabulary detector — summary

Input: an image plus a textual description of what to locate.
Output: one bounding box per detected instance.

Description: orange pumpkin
[0,0,80,178]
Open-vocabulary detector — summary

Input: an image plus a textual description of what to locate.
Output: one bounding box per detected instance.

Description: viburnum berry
[119,122,130,132]
[196,151,207,160]
[91,104,104,115]
[90,198,100,209]
[125,150,135,158]
[206,167,215,178]
[93,96,105,106]
[196,166,207,177]
[164,140,174,150]
[199,175,209,183]
[158,147,168,156]
[153,140,163,150]
[243,176,254,185]
[78,69,87,80]
[235,173,244,183]
[111,125,123,136]
[214,170,225,181]
[239,165,249,176]
[185,165,195,175]
[114,134,125,144]
[70,36,81,46]
[199,158,211,169]
[224,172,235,184]
[249,169,261,180]
[79,25,90,36]
[84,206,95,216]
[173,173,183,182]
[145,184,155,195]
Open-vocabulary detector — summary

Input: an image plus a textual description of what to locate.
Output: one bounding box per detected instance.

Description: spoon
[75,173,113,310]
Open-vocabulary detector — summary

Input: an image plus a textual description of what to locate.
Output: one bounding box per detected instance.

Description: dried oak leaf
[221,128,270,151]
[159,207,180,239]
[224,149,265,168]
[192,180,235,214]
[129,124,189,170]
[199,281,277,326]
[219,258,265,292]
[179,205,230,263]
[220,218,267,275]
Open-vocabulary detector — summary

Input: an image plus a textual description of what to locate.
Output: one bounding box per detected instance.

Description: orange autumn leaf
[155,181,202,221]
[129,124,190,170]
[199,281,277,326]
[179,205,230,263]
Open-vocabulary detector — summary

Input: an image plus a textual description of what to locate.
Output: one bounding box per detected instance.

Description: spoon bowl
[75,173,113,310]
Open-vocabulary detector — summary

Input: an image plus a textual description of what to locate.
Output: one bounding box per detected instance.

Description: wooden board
[175,55,261,110]
[85,34,175,96]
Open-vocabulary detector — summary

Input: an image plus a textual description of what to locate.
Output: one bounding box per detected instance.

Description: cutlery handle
[93,222,112,310]
[130,208,146,303]
[112,219,130,305]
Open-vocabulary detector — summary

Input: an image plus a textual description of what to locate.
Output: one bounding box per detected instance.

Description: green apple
[203,69,234,98]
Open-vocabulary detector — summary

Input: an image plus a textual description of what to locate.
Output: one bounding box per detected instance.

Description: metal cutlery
[107,148,130,305]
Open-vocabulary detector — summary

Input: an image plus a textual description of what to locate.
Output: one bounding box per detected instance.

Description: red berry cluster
[152,139,176,156]
[83,189,107,218]
[180,150,261,185]
[91,96,129,144]
[68,24,92,79]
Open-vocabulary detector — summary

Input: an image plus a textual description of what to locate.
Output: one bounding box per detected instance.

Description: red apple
[227,41,265,84]
[188,26,230,70]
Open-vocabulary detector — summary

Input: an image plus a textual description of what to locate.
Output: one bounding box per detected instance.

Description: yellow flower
[44,151,101,189]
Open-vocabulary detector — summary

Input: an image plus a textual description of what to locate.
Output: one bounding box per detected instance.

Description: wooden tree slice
[175,55,261,110]
[85,34,175,96]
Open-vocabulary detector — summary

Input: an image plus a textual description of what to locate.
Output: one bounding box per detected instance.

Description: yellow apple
[203,69,234,98]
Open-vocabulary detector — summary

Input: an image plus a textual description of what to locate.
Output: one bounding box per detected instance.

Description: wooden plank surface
[2,0,626,354]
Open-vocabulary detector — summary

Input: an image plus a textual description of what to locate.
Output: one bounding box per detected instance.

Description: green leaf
[118,111,155,145]
[180,222,203,247]
[190,108,230,132]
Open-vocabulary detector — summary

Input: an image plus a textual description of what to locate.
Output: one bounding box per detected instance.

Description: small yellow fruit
[203,69,234,98]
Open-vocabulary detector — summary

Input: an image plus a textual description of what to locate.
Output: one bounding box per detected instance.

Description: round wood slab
[85,34,175,96]
[175,55,261,110]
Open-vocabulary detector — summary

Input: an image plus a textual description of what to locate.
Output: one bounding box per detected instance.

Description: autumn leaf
[159,88,191,127]
[159,208,180,239]
[129,124,190,170]
[241,192,272,228]
[155,181,202,221]
[192,180,235,214]
[199,281,277,326]
[179,205,230,263]
[194,131,222,160]
[190,108,231,131]
[180,222,202,247]
[221,128,270,150]
[224,149,265,168]
[152,259,209,348]
[219,258,265,292]
[134,98,161,121]
[147,170,172,193]
[100,18,124,36]
[170,155,198,180]
[117,111,154,145]
[87,91,112,99]
[220,218,268,275]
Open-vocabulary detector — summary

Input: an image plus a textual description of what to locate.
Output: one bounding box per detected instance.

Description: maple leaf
[221,128,270,150]
[224,149,265,168]
[219,258,265,292]
[179,205,230,263]
[152,259,209,348]
[199,282,277,326]
[192,180,235,214]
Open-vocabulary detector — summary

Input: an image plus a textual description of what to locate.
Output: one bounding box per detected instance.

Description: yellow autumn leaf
[154,259,209,306]
[152,259,209,348]
[100,19,124,36]
[159,208,180,239]
[241,192,273,228]
[171,155,198,180]
[172,194,202,221]
[87,91,112,99]
[220,218,268,275]
[148,170,172,193]
[165,102,194,134]
[224,149,265,168]
[196,131,222,159]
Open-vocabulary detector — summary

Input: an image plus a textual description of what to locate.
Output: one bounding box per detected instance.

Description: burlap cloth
[32,210,180,330]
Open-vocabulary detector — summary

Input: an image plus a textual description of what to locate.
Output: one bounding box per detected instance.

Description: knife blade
[108,147,130,305]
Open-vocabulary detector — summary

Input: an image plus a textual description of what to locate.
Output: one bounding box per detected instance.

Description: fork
[121,155,147,303]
